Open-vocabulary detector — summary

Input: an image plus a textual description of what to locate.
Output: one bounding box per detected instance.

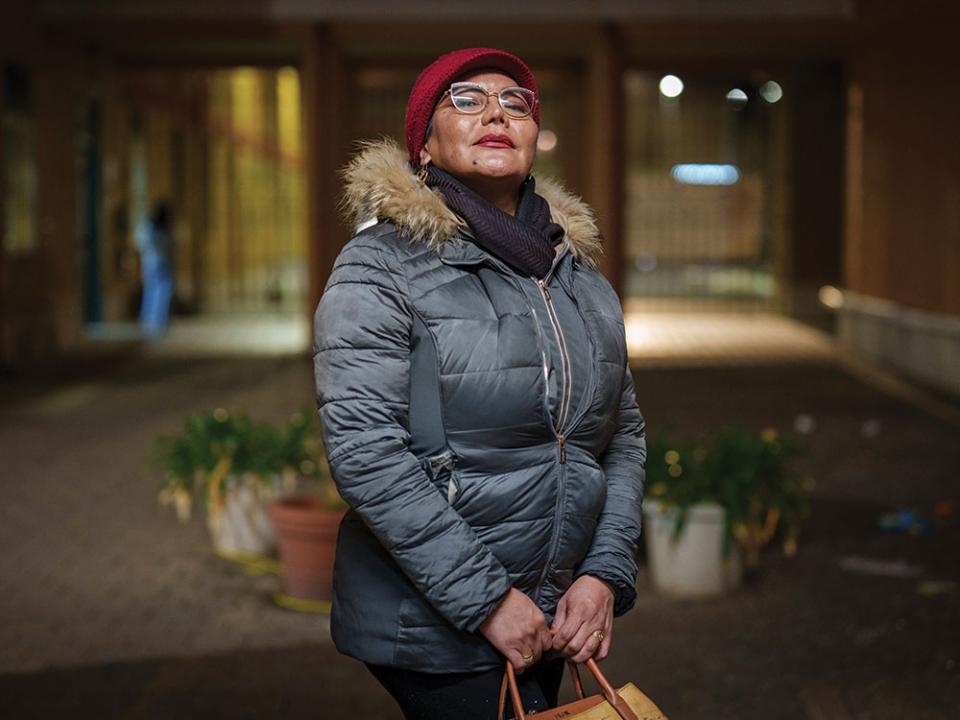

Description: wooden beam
[584,24,625,296]
[300,23,351,324]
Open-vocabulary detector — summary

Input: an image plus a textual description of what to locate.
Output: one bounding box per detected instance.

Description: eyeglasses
[441,82,537,119]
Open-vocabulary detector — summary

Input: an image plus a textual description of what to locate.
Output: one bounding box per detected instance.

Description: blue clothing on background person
[136,204,173,337]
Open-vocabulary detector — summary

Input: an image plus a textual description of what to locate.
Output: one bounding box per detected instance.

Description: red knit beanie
[404,47,540,166]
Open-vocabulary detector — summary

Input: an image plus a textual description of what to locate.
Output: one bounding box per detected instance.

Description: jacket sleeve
[574,362,647,616]
[313,230,513,633]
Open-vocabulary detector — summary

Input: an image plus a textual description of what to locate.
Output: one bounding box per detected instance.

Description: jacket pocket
[420,449,461,505]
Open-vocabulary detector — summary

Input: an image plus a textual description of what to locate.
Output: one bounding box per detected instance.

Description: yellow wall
[204,67,306,312]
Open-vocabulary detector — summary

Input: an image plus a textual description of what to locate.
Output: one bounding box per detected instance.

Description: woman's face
[418,71,538,191]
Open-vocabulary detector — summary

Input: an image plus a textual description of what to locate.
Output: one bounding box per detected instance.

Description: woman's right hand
[478,588,553,673]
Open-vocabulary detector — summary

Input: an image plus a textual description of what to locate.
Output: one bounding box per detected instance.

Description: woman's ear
[418,147,432,167]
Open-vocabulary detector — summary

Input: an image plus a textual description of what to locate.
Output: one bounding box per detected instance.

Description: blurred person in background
[313,48,646,719]
[135,201,174,337]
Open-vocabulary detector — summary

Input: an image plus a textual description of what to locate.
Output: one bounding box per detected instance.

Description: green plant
[155,408,344,521]
[645,427,812,565]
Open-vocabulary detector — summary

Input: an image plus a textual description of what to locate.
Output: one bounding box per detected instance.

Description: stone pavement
[1,343,959,718]
[0,356,330,675]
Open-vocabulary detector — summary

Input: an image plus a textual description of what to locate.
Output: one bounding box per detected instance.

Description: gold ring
[593,630,605,642]
[521,653,534,664]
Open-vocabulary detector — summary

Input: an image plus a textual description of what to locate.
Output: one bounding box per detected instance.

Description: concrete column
[185,74,208,313]
[0,67,7,365]
[301,23,351,321]
[784,62,844,327]
[583,24,625,296]
[36,66,84,352]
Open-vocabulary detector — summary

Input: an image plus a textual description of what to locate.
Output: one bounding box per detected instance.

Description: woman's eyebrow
[454,82,516,92]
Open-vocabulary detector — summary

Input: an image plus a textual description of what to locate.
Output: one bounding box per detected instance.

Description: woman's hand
[479,588,553,673]
[550,575,614,662]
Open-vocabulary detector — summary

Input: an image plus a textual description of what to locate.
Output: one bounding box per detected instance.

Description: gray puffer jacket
[313,138,646,673]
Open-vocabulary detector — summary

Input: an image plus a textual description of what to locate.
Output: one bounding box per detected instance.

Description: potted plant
[642,427,811,598]
[155,408,311,557]
[267,413,348,607]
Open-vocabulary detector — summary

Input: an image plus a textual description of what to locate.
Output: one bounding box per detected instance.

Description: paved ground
[1,335,958,718]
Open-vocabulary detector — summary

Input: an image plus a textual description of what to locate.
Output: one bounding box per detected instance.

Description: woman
[313,48,646,719]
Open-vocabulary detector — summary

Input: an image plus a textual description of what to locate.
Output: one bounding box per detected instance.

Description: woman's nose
[481,95,509,126]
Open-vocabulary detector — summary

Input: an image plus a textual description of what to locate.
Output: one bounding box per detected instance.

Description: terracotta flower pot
[268,494,346,601]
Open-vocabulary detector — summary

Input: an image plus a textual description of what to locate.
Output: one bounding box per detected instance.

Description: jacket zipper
[533,459,566,604]
[533,263,572,465]
[530,252,575,603]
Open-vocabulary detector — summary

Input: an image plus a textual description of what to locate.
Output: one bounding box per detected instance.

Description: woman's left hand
[550,575,615,662]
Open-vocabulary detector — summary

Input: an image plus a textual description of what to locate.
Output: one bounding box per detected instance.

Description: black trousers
[366,657,566,720]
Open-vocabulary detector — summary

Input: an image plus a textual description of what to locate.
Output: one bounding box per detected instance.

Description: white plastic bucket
[207,476,277,556]
[642,499,743,598]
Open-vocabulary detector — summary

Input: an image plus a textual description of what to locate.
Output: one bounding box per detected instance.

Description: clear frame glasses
[442,82,537,119]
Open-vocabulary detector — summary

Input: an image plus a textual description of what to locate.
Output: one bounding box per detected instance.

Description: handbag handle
[497,657,640,720]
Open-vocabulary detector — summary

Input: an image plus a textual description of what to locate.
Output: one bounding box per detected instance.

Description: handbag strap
[497,658,640,720]
[568,660,586,698]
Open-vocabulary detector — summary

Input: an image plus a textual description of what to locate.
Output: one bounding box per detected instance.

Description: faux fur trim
[340,137,602,268]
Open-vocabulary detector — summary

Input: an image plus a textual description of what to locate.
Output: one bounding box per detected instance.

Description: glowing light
[670,163,740,186]
[725,88,748,103]
[537,129,558,152]
[818,285,844,309]
[665,450,680,465]
[760,80,783,103]
[624,318,654,354]
[659,74,684,98]
[793,414,816,434]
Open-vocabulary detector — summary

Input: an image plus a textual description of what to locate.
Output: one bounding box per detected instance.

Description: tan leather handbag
[497,657,669,720]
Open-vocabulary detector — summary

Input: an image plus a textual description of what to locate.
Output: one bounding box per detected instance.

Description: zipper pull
[537,278,551,300]
[557,434,567,464]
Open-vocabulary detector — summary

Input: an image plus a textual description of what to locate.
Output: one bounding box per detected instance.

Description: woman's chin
[464,161,528,185]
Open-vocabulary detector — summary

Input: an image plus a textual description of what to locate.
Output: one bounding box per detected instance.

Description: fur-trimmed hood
[340,137,603,269]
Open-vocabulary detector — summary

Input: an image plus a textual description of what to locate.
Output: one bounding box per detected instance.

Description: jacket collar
[439,227,575,286]
[340,137,603,270]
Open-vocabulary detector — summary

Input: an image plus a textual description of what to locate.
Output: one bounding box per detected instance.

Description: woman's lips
[476,135,514,148]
